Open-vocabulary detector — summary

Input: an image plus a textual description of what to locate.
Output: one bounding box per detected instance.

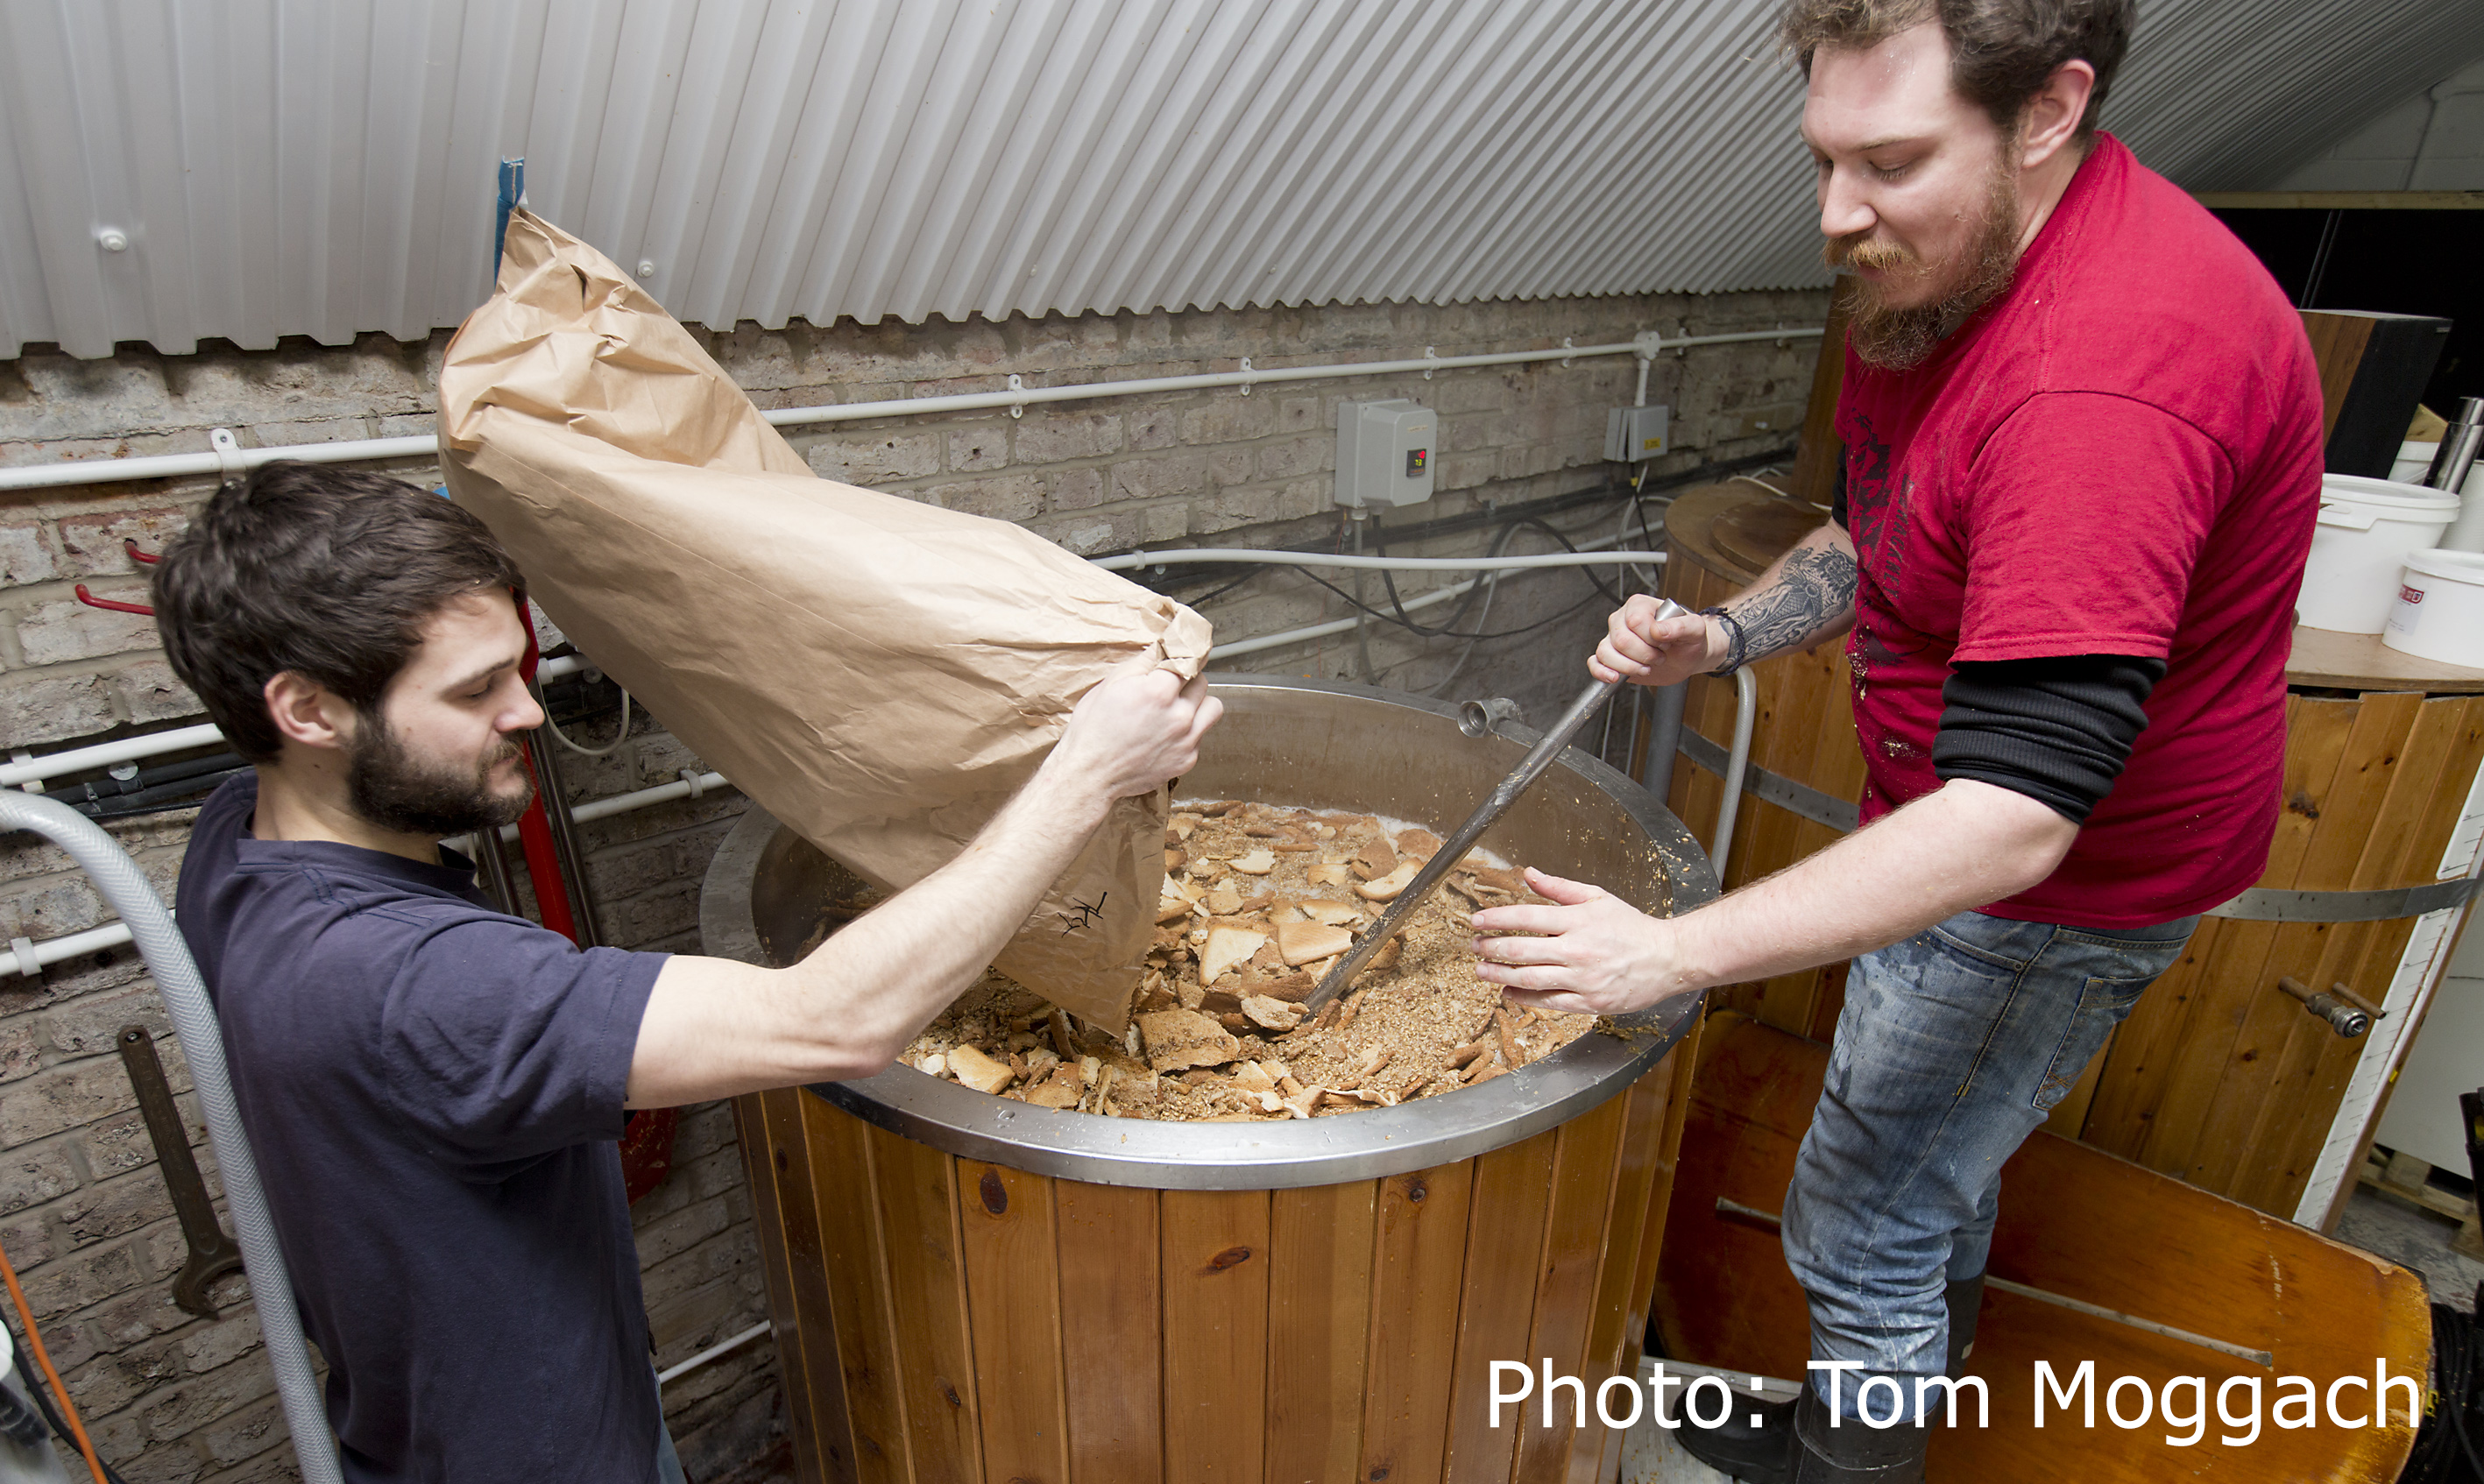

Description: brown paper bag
[437,209,1210,1029]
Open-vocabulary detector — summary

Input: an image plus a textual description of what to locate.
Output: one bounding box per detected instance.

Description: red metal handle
[74,583,154,617]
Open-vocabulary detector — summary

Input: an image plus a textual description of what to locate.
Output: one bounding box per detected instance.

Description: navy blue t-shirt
[175,775,668,1482]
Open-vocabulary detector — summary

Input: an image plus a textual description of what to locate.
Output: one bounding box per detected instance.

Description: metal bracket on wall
[1675,726,1860,834]
[2206,876,2483,922]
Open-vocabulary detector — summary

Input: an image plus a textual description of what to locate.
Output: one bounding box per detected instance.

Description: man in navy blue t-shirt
[153,464,1217,1482]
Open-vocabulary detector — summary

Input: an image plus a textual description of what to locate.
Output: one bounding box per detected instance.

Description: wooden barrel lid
[1665,484,1827,585]
[2284,625,2484,694]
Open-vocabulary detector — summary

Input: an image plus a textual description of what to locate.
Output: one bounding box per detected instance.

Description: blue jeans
[1780,908,2197,1422]
[655,1417,687,1484]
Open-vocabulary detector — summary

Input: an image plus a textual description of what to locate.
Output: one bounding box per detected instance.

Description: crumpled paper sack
[439,208,1210,1030]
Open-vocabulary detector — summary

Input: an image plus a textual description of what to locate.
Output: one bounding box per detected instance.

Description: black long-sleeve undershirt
[1836,459,2159,821]
[1932,655,2164,823]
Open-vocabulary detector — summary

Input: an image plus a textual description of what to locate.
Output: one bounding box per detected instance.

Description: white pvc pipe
[657,1321,772,1385]
[0,328,1821,493]
[1095,549,1664,574]
[0,435,440,491]
[4,916,151,977]
[0,656,585,791]
[4,721,226,790]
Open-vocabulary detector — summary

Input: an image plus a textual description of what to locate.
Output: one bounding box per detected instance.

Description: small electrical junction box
[1335,399,1436,508]
[1605,404,1670,463]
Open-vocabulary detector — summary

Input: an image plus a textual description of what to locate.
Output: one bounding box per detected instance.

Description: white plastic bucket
[2381,549,2484,668]
[2299,476,2462,633]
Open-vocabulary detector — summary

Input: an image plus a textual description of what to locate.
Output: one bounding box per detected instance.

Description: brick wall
[0,284,1823,1480]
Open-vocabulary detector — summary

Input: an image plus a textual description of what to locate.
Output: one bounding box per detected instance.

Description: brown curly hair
[1781,0,2135,140]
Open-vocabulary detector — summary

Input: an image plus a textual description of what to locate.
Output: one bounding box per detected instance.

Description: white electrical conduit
[0,764,738,979]
[1093,548,1661,574]
[6,538,1770,971]
[0,654,590,790]
[0,328,1821,494]
[657,1321,772,1386]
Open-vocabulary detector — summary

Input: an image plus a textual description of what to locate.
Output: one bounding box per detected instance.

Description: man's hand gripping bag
[438,209,1210,1030]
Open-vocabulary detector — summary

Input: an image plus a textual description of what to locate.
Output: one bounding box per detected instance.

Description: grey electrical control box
[1335,399,1436,508]
[1605,404,1671,463]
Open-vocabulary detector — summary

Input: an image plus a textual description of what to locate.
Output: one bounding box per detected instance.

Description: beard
[1826,153,2026,371]
[347,714,534,839]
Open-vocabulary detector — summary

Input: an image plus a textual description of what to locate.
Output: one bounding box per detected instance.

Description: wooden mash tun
[438,209,1210,1031]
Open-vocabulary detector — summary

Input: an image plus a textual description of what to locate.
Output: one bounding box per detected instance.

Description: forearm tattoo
[1718,546,1859,671]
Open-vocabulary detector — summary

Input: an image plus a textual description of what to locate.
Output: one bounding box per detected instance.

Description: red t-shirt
[1836,133,2323,928]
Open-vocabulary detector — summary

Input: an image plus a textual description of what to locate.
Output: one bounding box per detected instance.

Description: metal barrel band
[2206,877,2483,923]
[1675,726,1862,834]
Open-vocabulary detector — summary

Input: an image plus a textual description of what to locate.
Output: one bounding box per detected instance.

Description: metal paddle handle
[1299,674,1621,1014]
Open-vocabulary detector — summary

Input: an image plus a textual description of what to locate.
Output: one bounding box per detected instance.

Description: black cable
[1362,512,1510,639]
[1292,562,1611,641]
[1120,443,1793,599]
[67,767,251,820]
[1362,506,1626,637]
[1506,516,1624,604]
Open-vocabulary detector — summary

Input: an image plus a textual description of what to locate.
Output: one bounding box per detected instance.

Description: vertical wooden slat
[763,1088,862,1484]
[1608,1035,1705,1484]
[1511,1094,1631,1484]
[2297,309,2378,441]
[959,1162,1070,1484]
[803,1099,913,1484]
[1784,279,1854,507]
[1359,1162,1477,1484]
[2155,690,2423,1191]
[1745,633,1850,1035]
[1631,1024,1706,1340]
[2236,696,2484,1212]
[1266,1181,1376,1484]
[869,1126,986,1484]
[1162,1189,1270,1483]
[1441,1133,1558,1483]
[1568,1071,1674,1481]
[1056,1180,1161,1484]
[2078,695,2360,1163]
[736,1092,833,1484]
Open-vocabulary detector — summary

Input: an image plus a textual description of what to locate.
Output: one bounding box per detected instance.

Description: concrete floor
[2337,1185,2484,1314]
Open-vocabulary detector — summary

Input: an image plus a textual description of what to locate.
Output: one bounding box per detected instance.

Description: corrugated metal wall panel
[2112,0,2484,191]
[1,0,2479,361]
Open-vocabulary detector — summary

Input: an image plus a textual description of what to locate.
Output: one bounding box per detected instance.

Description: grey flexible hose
[0,794,342,1484]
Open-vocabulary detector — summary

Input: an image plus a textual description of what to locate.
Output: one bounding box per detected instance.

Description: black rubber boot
[1944,1272,1985,1379]
[1790,1384,1931,1483]
[1673,1390,1797,1482]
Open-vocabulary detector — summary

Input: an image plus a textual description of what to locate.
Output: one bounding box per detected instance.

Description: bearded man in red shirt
[1468,3,2323,1480]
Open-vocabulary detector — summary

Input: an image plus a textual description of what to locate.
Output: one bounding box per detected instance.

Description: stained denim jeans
[1779,908,2197,1423]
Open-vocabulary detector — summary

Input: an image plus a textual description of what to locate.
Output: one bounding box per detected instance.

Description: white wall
[2273,58,2484,190]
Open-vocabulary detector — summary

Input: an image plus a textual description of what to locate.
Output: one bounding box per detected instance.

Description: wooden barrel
[1656,484,1857,1040]
[2059,631,2484,1226]
[732,1056,1690,1483]
[703,676,1722,1483]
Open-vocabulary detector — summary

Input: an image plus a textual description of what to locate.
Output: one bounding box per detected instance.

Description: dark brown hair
[1781,0,2135,139]
[152,463,523,761]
